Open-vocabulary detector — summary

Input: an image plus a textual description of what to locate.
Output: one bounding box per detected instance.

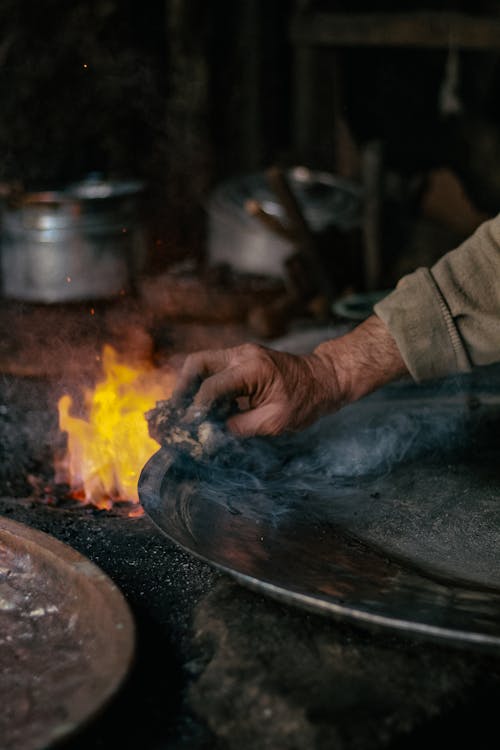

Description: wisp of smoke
[170,395,468,521]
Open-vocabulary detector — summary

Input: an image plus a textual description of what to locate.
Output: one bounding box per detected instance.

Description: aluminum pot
[0,177,146,303]
[207,166,362,280]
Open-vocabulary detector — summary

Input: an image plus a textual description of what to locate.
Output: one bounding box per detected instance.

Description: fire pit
[2,308,500,748]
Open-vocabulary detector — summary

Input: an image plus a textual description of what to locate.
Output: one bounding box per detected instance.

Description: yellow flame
[58,345,173,509]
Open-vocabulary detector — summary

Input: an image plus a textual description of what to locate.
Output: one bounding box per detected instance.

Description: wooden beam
[290,12,500,50]
[361,141,383,292]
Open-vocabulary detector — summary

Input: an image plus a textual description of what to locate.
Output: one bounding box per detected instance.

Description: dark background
[1,0,500,278]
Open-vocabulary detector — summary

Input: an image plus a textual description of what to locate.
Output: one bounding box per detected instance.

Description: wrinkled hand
[173,316,408,438]
[173,343,341,437]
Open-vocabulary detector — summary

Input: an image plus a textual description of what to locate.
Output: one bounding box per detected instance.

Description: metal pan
[139,384,500,651]
[0,517,135,750]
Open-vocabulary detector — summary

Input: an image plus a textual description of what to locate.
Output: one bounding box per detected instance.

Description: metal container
[0,177,146,302]
[207,166,362,279]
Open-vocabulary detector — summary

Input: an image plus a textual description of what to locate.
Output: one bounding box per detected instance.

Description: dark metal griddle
[139,373,500,651]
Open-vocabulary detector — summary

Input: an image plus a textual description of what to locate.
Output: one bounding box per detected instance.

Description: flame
[57,345,173,510]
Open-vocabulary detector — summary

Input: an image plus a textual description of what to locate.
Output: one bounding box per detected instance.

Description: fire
[57,345,174,510]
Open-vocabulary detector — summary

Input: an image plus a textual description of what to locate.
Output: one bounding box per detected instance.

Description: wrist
[312,315,408,406]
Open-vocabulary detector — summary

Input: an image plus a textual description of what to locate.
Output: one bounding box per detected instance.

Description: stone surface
[189,579,499,750]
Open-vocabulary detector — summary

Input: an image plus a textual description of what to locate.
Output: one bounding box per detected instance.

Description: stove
[2,318,500,749]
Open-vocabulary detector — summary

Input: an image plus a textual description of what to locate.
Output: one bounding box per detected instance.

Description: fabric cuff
[373,268,471,382]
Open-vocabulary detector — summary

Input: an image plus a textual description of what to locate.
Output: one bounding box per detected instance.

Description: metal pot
[207,166,362,279]
[0,177,146,303]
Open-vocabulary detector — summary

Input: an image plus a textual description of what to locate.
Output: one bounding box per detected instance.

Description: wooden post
[361,141,383,292]
[163,0,212,262]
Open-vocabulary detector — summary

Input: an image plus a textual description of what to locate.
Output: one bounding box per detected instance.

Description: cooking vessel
[207,166,362,279]
[0,516,134,750]
[139,369,500,650]
[0,177,146,302]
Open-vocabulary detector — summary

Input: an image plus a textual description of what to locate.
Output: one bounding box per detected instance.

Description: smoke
[166,392,469,524]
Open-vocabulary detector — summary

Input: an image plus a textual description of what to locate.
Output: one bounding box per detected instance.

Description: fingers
[171,343,288,436]
[172,350,231,403]
[185,366,250,421]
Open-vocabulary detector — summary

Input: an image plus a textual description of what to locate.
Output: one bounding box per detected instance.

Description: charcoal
[145,398,231,460]
[0,402,58,497]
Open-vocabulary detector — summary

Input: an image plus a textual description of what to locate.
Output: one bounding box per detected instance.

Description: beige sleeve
[373,214,500,382]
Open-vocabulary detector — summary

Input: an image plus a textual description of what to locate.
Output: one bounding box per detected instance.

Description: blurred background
[1,0,500,334]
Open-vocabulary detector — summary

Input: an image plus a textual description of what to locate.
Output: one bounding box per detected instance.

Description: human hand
[173,316,408,438]
[173,343,342,437]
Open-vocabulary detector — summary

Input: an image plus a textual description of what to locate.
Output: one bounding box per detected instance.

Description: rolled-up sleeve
[374,214,500,381]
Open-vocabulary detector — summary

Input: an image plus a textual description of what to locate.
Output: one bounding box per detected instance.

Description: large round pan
[139,389,500,652]
[0,517,135,749]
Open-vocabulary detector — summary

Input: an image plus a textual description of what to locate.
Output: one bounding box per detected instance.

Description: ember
[57,345,174,511]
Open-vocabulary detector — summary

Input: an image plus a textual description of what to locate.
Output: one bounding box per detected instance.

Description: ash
[0,377,60,497]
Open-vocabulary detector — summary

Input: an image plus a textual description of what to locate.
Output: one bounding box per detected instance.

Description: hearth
[0,370,216,747]
[3,320,500,749]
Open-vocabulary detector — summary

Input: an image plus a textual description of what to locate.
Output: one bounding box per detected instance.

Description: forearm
[312,315,408,407]
[374,214,500,381]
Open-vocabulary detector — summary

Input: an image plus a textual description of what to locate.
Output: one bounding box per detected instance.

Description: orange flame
[57,345,174,510]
